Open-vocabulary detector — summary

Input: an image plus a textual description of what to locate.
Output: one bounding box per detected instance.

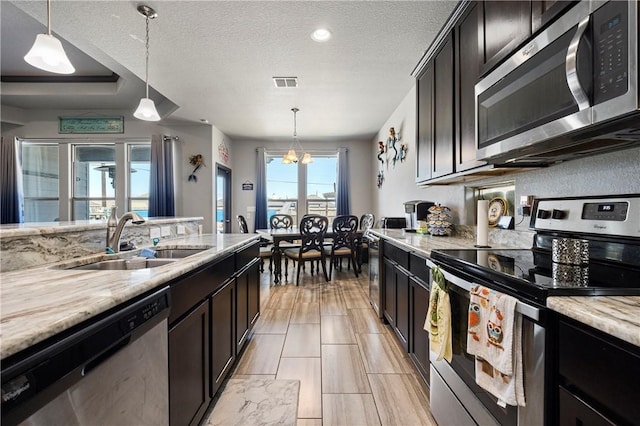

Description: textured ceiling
[2,1,457,141]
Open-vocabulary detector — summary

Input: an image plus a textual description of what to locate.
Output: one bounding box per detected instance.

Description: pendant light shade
[134,5,161,122]
[24,0,75,74]
[134,97,161,121]
[282,108,312,164]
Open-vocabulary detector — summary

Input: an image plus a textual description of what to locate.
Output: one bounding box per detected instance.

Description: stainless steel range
[428,194,640,426]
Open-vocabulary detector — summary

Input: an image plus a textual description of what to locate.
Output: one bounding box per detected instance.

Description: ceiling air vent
[273,77,298,88]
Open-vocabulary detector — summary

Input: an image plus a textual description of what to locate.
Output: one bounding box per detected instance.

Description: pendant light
[23,0,75,74]
[133,5,161,122]
[282,108,313,164]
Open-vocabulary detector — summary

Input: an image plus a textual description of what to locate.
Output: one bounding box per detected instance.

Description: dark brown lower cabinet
[557,319,640,425]
[383,258,396,328]
[168,241,260,426]
[211,280,235,397]
[409,276,430,385]
[395,266,410,351]
[248,260,260,328]
[169,300,210,426]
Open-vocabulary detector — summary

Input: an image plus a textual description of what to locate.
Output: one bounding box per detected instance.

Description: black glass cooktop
[430,248,640,304]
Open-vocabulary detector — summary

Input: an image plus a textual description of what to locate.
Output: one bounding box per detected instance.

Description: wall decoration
[218,139,230,165]
[386,127,399,166]
[377,170,384,188]
[377,141,386,165]
[188,154,206,182]
[242,181,254,190]
[488,196,508,227]
[59,116,124,134]
[399,143,408,162]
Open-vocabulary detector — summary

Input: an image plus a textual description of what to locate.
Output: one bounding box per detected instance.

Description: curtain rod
[17,137,151,143]
[257,147,348,153]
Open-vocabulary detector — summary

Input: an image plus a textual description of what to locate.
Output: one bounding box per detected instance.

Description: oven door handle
[425,258,540,321]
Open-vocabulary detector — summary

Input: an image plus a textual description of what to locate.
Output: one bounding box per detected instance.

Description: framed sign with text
[59,116,124,134]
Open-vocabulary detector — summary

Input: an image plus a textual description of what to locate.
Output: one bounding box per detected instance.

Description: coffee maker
[404,200,435,231]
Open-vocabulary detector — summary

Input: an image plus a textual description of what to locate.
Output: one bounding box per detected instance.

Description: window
[73,144,116,220]
[306,155,337,222]
[20,140,150,222]
[266,152,337,225]
[266,155,299,224]
[128,145,151,218]
[21,142,59,222]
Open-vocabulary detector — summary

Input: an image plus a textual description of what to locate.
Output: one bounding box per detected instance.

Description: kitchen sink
[71,258,179,271]
[153,248,211,258]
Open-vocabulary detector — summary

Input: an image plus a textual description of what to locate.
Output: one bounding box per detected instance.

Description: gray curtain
[336,147,350,216]
[148,135,175,217]
[255,147,268,230]
[1,136,24,224]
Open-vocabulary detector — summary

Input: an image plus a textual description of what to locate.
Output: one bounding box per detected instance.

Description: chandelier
[282,108,312,164]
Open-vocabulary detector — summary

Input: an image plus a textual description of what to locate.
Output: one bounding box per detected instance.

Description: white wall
[372,85,640,230]
[371,87,466,225]
[1,109,229,234]
[231,139,372,233]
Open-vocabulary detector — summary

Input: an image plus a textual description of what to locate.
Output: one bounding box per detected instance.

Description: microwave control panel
[593,0,629,105]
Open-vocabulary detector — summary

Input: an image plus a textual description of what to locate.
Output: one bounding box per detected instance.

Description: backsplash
[0,218,202,272]
[454,225,535,248]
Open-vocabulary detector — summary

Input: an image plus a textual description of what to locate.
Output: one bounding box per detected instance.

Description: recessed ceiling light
[311,28,331,42]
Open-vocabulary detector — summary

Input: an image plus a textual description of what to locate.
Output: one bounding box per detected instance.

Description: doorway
[216,164,232,233]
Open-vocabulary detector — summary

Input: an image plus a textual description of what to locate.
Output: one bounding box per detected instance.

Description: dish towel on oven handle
[424,267,452,363]
[467,285,525,407]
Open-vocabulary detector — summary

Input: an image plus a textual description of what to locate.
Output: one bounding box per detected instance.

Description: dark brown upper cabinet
[455,2,486,172]
[479,1,533,75]
[532,1,577,33]
[432,34,456,179]
[416,64,434,183]
[415,34,455,183]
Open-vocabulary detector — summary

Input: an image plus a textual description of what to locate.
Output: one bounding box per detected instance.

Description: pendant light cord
[144,15,150,98]
[46,0,51,35]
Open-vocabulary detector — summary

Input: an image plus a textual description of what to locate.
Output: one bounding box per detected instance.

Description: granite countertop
[0,233,258,360]
[0,216,203,238]
[547,296,640,347]
[368,228,530,257]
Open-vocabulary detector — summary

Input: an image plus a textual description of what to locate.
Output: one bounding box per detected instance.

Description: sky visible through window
[267,156,337,199]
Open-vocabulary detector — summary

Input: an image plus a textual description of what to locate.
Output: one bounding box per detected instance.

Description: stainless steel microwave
[476,0,639,164]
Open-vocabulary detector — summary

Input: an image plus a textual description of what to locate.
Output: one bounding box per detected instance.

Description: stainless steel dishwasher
[1,286,170,426]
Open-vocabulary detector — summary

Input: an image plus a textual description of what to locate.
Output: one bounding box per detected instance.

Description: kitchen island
[0,233,258,360]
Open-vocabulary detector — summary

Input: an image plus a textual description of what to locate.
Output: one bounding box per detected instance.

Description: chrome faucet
[107,207,146,253]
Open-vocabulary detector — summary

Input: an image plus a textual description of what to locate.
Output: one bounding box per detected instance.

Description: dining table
[256,227,363,284]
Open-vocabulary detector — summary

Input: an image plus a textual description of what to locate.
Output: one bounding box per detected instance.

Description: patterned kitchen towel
[424,267,452,362]
[467,286,517,375]
[475,314,525,407]
[467,285,491,360]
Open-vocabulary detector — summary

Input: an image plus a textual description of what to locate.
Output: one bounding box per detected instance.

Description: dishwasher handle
[425,258,540,321]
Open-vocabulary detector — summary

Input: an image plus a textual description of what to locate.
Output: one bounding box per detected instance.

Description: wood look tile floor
[226,264,437,426]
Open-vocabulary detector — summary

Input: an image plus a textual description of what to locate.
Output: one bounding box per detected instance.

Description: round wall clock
[488,197,508,227]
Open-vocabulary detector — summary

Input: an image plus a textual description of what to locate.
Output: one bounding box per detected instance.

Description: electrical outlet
[177,225,185,235]
[149,227,161,239]
[161,226,171,237]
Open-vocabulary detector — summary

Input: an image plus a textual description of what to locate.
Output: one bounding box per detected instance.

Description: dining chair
[356,213,375,272]
[237,215,272,273]
[283,215,329,285]
[324,215,359,279]
[269,214,301,278]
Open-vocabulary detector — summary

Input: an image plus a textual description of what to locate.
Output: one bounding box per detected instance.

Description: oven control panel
[531,195,640,237]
